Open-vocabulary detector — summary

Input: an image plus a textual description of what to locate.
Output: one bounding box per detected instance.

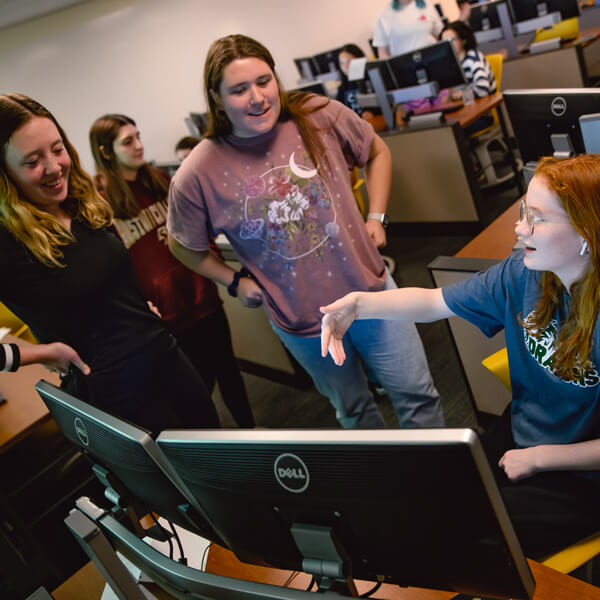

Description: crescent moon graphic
[289,152,318,179]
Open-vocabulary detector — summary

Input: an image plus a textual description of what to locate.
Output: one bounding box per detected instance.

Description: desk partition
[382,122,481,224]
[428,256,511,416]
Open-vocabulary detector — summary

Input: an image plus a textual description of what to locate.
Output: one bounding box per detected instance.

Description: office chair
[0,301,36,343]
[481,347,600,580]
[534,17,579,43]
[468,54,520,188]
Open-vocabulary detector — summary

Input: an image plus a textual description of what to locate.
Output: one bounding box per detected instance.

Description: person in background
[441,20,497,99]
[321,154,600,559]
[89,114,254,427]
[336,44,370,116]
[0,93,219,434]
[0,340,89,375]
[167,34,443,429]
[440,20,497,134]
[175,135,201,163]
[373,0,444,58]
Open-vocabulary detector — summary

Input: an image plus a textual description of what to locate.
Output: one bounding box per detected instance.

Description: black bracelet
[1,343,20,372]
[227,268,250,297]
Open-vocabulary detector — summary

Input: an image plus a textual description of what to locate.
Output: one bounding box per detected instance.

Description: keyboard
[410,101,464,117]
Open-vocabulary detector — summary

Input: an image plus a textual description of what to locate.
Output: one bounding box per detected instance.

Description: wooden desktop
[0,334,58,452]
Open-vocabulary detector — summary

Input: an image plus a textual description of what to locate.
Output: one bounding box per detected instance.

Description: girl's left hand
[498,447,540,481]
[147,300,162,317]
[365,220,387,248]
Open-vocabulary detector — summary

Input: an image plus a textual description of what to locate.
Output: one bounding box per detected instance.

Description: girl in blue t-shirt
[321,154,600,559]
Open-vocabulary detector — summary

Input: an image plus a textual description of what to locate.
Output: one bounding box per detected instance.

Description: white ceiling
[0,0,89,30]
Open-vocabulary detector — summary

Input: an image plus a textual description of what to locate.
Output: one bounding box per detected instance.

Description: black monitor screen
[291,82,328,96]
[469,0,503,32]
[510,0,580,22]
[364,58,398,91]
[294,57,319,80]
[156,428,535,600]
[35,380,224,545]
[312,47,343,75]
[387,40,467,91]
[504,88,600,163]
[189,112,209,137]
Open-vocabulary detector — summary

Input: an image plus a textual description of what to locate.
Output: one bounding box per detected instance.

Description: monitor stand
[291,523,359,596]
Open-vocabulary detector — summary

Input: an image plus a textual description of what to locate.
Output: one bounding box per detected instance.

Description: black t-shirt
[0,218,174,412]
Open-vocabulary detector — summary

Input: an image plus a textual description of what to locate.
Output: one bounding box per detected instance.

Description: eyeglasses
[517,198,572,235]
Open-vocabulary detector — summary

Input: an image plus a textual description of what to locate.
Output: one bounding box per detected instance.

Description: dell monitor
[156,428,535,600]
[503,88,600,163]
[469,0,508,43]
[188,112,209,137]
[387,40,467,91]
[291,81,328,96]
[312,47,343,75]
[364,57,398,91]
[294,56,319,81]
[35,380,224,546]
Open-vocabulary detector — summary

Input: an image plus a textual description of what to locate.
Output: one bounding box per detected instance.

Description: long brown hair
[203,34,330,171]
[89,114,169,219]
[523,155,600,380]
[0,93,112,267]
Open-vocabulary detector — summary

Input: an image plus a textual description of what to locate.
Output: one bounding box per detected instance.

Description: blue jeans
[271,273,444,428]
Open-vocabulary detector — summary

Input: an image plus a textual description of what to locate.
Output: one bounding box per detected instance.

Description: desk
[379,93,521,225]
[0,334,58,452]
[206,543,600,600]
[380,96,495,225]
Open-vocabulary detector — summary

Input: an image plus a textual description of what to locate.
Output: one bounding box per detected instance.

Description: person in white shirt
[373,0,444,58]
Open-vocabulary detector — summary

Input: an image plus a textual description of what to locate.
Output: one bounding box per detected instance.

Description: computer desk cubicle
[479,6,600,89]
[377,93,522,225]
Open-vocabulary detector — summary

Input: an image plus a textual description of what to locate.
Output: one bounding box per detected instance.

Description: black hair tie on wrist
[227,267,251,297]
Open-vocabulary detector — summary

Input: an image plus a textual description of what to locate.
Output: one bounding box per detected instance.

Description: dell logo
[74,417,89,446]
[274,453,309,493]
[551,97,567,117]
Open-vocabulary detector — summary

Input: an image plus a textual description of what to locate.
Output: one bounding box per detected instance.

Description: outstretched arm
[320,287,454,365]
[2,341,91,375]
[499,439,600,481]
[168,234,263,308]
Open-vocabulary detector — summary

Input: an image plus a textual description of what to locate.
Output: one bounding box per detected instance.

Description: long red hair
[523,155,600,380]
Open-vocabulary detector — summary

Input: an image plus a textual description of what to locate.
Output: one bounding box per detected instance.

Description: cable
[167,520,187,565]
[201,541,213,570]
[306,576,316,591]
[149,512,174,559]
[359,581,382,598]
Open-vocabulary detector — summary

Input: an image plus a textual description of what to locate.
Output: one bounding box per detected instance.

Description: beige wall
[0,0,459,172]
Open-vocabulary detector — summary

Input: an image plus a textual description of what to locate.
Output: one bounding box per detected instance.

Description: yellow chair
[482,347,600,578]
[534,17,579,43]
[350,167,367,218]
[0,301,36,343]
[468,54,519,188]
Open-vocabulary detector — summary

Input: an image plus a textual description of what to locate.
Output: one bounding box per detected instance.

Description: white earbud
[580,240,589,256]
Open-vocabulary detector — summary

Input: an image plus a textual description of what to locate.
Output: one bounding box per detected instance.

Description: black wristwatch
[227,268,251,297]
[367,212,389,228]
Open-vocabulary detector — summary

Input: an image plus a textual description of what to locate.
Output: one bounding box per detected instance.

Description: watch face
[382,214,389,227]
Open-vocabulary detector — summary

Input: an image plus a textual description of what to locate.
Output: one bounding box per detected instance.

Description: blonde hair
[203,34,330,171]
[522,155,600,380]
[0,94,112,267]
